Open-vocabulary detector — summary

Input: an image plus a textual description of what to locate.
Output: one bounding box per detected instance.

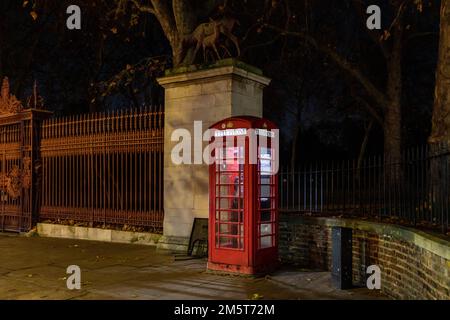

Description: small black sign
[188,218,208,257]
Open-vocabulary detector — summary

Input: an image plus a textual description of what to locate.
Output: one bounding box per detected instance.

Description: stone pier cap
[157,58,271,89]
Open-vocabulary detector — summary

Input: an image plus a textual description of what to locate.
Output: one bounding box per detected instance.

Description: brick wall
[279,216,450,300]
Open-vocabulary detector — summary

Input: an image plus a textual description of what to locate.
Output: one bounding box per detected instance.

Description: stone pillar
[157,59,271,251]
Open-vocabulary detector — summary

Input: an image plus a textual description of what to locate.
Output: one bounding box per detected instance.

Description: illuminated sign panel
[214,128,275,138]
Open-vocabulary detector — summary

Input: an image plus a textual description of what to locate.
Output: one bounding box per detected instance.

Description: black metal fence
[279,143,450,234]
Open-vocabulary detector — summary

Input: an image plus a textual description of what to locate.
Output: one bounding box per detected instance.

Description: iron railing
[39,107,164,232]
[279,143,450,234]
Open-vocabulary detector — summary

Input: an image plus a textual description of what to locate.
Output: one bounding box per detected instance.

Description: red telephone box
[208,116,279,275]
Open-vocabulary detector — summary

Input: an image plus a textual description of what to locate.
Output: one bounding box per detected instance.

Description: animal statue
[193,20,221,63]
[215,16,240,57]
[186,16,241,64]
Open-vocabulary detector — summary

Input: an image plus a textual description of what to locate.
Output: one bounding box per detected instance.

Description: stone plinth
[157,59,271,251]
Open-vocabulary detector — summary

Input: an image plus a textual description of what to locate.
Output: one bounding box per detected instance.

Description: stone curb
[36,223,161,246]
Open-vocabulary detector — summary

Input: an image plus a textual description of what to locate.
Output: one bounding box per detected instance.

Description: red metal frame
[208,116,279,275]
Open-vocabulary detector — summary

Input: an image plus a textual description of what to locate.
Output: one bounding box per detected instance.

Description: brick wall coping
[280,215,450,260]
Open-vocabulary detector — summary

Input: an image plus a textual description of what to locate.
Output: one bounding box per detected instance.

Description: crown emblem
[0,77,23,115]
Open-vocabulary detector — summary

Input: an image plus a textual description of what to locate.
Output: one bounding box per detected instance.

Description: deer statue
[215,16,240,57]
[186,16,241,64]
[191,19,221,63]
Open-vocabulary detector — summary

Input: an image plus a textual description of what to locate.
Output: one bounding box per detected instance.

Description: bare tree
[263,0,414,166]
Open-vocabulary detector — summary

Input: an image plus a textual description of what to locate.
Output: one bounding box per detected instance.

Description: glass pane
[217,198,243,210]
[226,147,244,159]
[218,174,242,194]
[218,161,240,172]
[260,236,273,249]
[217,198,227,209]
[218,172,239,181]
[260,175,271,185]
[260,198,271,209]
[259,148,272,173]
[219,211,230,221]
[260,147,272,160]
[260,160,271,174]
[224,211,240,222]
[260,223,272,236]
[219,173,240,185]
[260,210,271,222]
[219,237,239,249]
[220,223,239,235]
[260,185,271,197]
[217,147,244,161]
[218,185,233,197]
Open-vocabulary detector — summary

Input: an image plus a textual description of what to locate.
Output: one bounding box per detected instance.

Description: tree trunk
[384,100,402,162]
[170,37,198,67]
[172,0,198,65]
[428,1,450,230]
[173,0,196,35]
[357,120,373,173]
[384,22,403,165]
[384,21,404,185]
[172,38,185,66]
[290,123,300,170]
[429,1,450,144]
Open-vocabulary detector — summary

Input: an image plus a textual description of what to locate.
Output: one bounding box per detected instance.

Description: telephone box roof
[210,116,277,130]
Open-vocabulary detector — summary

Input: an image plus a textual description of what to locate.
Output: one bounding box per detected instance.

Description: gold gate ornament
[0,158,32,200]
[0,77,23,115]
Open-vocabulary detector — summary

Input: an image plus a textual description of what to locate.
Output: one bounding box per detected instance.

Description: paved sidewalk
[0,233,387,300]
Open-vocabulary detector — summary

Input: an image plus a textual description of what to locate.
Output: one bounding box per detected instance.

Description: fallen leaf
[250,293,264,300]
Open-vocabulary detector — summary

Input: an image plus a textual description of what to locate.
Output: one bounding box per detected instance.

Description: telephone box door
[210,143,249,268]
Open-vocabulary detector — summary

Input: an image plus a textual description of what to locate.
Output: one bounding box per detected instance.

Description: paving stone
[0,233,388,300]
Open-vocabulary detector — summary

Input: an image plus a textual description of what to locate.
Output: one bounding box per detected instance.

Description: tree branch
[172,0,196,35]
[150,0,177,44]
[196,0,225,19]
[241,33,282,55]
[130,0,156,14]
[351,0,389,59]
[264,24,390,111]
[353,95,384,128]
[386,0,410,35]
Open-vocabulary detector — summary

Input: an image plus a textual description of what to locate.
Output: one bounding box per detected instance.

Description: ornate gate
[0,77,164,233]
[39,107,164,232]
[0,78,51,232]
